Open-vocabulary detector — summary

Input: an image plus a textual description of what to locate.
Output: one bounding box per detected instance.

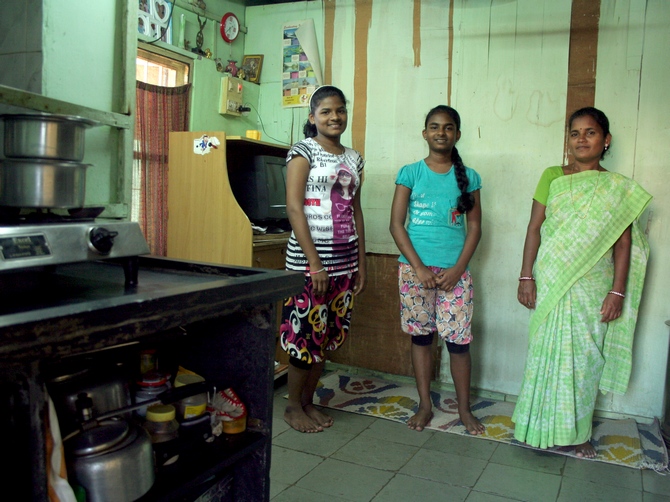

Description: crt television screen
[230,155,287,222]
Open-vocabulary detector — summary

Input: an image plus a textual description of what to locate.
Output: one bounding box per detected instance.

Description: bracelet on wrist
[309,267,326,276]
[608,290,625,298]
[518,276,535,281]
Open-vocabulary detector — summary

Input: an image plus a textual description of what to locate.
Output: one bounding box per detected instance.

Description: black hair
[568,106,611,159]
[424,105,474,213]
[303,85,347,138]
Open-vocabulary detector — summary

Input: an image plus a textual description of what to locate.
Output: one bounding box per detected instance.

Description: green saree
[512,170,652,448]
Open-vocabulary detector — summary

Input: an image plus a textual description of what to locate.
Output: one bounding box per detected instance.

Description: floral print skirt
[280,272,356,365]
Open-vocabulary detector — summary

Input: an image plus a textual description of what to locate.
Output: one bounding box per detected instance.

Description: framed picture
[242,55,264,84]
[152,0,171,24]
[138,0,171,43]
[139,0,151,15]
[138,13,151,36]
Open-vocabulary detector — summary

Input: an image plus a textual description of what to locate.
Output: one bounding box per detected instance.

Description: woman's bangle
[309,267,326,276]
[608,290,625,298]
[519,276,535,281]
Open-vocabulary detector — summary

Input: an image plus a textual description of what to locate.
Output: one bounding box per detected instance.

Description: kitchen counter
[0,255,302,362]
[0,256,303,501]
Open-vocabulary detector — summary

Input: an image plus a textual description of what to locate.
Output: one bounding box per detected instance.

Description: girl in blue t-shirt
[390,105,484,434]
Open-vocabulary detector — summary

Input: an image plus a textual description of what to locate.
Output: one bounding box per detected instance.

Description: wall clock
[220,12,240,43]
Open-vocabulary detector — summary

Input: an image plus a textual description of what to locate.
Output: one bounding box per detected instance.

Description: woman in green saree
[513,107,652,458]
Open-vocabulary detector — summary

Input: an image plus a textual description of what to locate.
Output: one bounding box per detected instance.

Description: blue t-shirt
[395,160,482,269]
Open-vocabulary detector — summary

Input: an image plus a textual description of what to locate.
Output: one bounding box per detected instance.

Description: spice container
[173,374,208,421]
[211,388,247,434]
[135,371,169,417]
[179,412,212,445]
[144,404,180,468]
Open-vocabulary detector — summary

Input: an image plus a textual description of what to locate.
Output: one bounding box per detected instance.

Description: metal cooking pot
[47,364,133,437]
[1,113,98,161]
[65,419,155,502]
[0,158,89,208]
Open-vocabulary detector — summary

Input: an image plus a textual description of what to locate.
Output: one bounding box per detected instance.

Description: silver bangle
[608,290,625,298]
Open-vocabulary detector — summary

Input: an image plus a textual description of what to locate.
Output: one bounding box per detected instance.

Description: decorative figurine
[224,60,238,77]
[215,58,224,73]
[191,15,206,56]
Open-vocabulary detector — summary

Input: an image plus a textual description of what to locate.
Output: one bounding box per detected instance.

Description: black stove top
[0,206,105,225]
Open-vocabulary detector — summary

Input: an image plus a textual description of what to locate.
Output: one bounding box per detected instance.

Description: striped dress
[285,137,364,276]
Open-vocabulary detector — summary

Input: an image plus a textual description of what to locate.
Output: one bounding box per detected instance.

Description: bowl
[1,113,98,161]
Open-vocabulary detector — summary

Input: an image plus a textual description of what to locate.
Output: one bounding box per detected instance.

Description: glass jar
[144,404,179,467]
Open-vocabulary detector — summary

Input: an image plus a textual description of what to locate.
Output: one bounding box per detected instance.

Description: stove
[0,209,150,283]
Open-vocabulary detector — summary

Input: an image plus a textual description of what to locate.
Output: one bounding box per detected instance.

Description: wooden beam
[0,84,132,129]
[564,0,601,161]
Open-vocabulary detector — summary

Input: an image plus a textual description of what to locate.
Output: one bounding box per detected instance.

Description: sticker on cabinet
[193,135,220,155]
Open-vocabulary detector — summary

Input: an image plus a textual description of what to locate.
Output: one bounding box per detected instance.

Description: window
[136,45,191,86]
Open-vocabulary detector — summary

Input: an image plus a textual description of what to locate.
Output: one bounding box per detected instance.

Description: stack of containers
[0,113,97,208]
[174,373,212,444]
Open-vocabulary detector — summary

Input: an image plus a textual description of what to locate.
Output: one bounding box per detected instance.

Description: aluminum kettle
[64,394,155,502]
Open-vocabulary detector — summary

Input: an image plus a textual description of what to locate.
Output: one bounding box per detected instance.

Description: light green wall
[190,57,262,134]
[42,0,121,208]
[39,0,258,209]
[244,1,325,147]
[173,0,263,135]
[247,0,670,420]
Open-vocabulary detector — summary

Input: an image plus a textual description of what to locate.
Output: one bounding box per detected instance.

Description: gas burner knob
[89,227,119,254]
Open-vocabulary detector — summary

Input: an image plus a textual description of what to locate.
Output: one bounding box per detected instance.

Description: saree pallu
[512,171,652,448]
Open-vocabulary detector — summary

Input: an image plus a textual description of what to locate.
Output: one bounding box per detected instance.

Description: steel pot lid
[67,420,130,456]
[0,113,100,128]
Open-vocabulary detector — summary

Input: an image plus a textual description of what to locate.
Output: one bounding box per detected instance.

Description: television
[229,155,290,229]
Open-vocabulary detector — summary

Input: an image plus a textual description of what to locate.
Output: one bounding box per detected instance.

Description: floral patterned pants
[398,263,474,345]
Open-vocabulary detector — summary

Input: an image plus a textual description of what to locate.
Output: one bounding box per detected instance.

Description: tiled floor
[269,379,670,502]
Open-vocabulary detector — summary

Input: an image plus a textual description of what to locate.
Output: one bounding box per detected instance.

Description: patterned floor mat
[314,371,668,471]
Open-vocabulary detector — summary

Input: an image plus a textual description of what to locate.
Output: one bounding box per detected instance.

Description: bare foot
[284,404,323,433]
[408,407,433,431]
[459,409,485,435]
[575,441,597,459]
[304,404,333,428]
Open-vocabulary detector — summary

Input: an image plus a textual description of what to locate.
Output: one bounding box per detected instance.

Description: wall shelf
[0,84,132,129]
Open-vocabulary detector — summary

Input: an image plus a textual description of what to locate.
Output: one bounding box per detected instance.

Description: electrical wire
[245,101,291,146]
[147,0,176,45]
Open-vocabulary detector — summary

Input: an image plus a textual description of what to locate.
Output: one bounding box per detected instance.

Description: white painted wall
[246,0,670,420]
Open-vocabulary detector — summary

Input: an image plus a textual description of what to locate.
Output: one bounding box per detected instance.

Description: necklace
[569,170,601,219]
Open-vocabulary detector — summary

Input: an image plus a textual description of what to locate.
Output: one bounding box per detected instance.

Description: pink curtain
[135,81,191,255]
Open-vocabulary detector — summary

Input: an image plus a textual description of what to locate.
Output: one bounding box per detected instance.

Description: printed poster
[282,19,323,108]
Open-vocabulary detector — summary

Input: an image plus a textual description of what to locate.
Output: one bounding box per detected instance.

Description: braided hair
[303,85,347,138]
[424,105,474,213]
[568,106,611,159]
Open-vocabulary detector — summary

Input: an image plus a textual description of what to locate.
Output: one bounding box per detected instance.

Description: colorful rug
[315,371,669,471]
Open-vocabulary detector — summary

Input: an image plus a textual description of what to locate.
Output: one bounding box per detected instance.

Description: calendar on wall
[138,0,172,43]
[281,19,323,108]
